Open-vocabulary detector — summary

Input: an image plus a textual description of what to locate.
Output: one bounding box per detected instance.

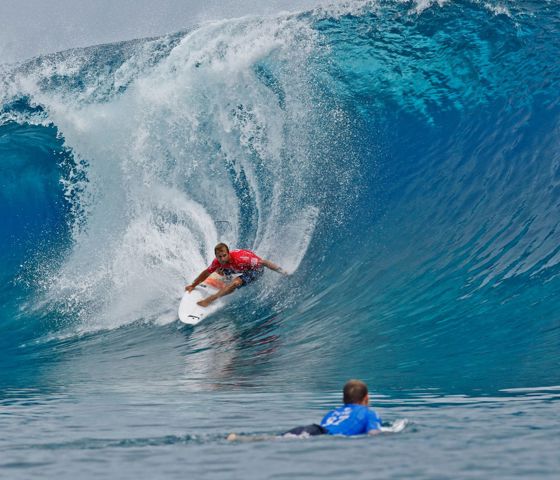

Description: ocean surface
[1,0,559,478]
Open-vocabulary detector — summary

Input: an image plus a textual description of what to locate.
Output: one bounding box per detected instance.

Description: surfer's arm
[261,259,288,276]
[186,269,211,292]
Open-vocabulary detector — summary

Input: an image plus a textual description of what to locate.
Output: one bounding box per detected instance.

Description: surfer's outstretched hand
[261,259,289,276]
[185,284,195,293]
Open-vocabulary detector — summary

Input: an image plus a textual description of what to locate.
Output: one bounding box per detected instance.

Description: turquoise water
[1,0,560,477]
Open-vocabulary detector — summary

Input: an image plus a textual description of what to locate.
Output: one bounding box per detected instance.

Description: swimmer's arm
[261,259,289,276]
[367,417,382,435]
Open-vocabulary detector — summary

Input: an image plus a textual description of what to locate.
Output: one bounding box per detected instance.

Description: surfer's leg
[226,432,277,442]
[197,277,243,307]
[282,424,327,437]
[236,268,264,288]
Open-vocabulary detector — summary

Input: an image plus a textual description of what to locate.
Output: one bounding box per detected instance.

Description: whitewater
[1,1,559,478]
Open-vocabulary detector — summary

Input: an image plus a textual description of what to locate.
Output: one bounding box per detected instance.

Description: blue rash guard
[320,404,382,436]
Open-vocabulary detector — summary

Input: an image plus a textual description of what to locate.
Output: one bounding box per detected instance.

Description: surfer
[282,379,382,437]
[226,380,404,441]
[185,243,288,307]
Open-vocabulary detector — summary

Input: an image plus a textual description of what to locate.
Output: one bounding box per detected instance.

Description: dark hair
[343,380,368,404]
[214,243,230,254]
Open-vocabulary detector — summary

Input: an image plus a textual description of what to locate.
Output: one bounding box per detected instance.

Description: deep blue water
[1,1,559,478]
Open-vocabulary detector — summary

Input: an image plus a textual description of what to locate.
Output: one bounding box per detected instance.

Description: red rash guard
[207,249,263,273]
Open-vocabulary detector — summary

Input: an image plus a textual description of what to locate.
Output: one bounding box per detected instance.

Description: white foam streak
[15,13,328,332]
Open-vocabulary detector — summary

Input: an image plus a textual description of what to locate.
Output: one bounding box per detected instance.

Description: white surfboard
[380,418,408,433]
[178,273,229,325]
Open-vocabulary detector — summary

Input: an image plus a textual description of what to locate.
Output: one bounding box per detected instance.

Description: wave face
[1,0,560,392]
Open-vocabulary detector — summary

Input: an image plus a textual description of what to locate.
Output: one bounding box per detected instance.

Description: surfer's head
[343,380,369,406]
[214,243,230,264]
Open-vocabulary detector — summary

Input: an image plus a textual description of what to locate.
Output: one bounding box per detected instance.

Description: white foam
[11,13,330,333]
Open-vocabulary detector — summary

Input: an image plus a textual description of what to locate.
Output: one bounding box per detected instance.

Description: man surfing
[185,243,288,307]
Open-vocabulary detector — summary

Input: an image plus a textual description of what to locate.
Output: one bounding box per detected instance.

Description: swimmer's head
[343,380,369,405]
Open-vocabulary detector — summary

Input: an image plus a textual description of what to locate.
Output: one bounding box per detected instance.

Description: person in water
[283,379,382,437]
[185,243,288,307]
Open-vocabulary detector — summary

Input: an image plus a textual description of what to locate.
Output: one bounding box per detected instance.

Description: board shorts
[223,268,264,287]
[282,424,327,437]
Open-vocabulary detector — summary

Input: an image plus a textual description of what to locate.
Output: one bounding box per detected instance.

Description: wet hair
[343,380,368,404]
[214,243,230,254]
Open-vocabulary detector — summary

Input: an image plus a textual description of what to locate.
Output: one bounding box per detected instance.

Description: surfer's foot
[197,298,213,307]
